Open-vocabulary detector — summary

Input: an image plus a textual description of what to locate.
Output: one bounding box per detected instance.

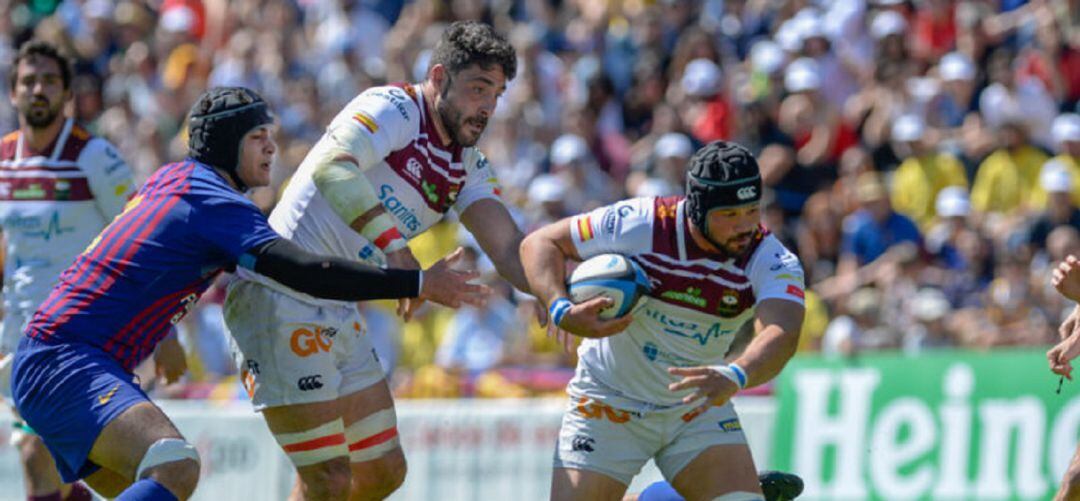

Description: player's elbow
[519,230,544,263]
[776,324,802,360]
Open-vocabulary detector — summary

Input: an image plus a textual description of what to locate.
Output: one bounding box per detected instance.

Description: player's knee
[135,438,201,499]
[299,459,352,501]
[143,458,200,500]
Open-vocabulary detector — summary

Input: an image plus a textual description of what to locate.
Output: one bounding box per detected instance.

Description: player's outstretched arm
[520,219,633,338]
[730,298,805,388]
[248,237,489,307]
[461,199,532,294]
[666,299,803,411]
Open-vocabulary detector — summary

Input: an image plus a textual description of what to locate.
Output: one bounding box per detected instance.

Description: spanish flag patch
[352,112,378,133]
[577,216,594,241]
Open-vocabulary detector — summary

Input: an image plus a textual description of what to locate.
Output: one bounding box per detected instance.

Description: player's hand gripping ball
[567,254,651,319]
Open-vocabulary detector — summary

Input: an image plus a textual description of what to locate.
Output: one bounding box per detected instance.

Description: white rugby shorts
[224,280,385,411]
[552,395,749,486]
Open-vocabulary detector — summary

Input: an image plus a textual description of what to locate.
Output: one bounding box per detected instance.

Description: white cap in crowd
[776,19,804,53]
[939,52,976,82]
[911,288,951,322]
[870,11,908,40]
[935,186,970,218]
[892,114,926,143]
[1052,113,1080,145]
[654,133,694,160]
[527,174,567,203]
[784,57,820,93]
[681,59,722,98]
[550,134,591,165]
[793,10,825,44]
[749,40,786,76]
[1041,160,1074,193]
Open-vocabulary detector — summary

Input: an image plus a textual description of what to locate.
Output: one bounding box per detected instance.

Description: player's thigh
[13,339,162,484]
[262,397,346,440]
[659,403,760,500]
[668,444,761,501]
[262,398,352,491]
[87,401,186,480]
[553,397,659,500]
[339,378,399,457]
[84,466,133,498]
[551,467,629,501]
[339,379,405,496]
[224,281,354,411]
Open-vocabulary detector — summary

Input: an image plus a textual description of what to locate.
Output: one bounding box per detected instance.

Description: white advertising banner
[0,397,775,500]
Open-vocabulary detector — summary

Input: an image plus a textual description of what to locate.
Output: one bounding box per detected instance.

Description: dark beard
[436,81,485,147]
[23,101,61,128]
[436,98,464,145]
[710,230,757,258]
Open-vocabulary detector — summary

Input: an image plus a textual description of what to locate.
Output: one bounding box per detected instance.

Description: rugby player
[1,40,138,501]
[223,21,538,500]
[521,141,806,500]
[9,87,485,501]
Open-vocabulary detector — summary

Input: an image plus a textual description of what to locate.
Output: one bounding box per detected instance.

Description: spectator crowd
[2,0,1079,398]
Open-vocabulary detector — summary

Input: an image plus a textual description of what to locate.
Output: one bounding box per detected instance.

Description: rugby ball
[567,254,651,319]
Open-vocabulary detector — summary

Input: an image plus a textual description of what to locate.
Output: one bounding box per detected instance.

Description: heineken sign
[772,350,1080,500]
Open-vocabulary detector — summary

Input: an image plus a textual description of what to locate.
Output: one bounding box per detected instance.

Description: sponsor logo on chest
[637,255,755,318]
[385,140,465,213]
[641,307,739,346]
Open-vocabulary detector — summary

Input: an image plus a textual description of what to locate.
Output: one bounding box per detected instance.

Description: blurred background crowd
[1,0,1079,400]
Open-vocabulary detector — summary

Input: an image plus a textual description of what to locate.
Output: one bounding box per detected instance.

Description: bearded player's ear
[429,64,450,92]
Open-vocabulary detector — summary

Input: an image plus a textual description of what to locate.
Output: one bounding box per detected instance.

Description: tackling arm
[248,238,489,307]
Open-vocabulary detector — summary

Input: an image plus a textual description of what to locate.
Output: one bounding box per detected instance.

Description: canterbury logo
[736,186,757,200]
[98,384,120,405]
[297,375,324,391]
[571,435,595,453]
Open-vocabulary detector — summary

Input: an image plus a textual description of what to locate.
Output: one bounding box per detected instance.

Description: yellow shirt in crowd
[970,146,1049,214]
[890,152,968,229]
[1029,154,1080,209]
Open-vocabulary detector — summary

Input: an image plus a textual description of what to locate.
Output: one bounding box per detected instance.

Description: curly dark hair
[429,21,517,81]
[9,40,72,91]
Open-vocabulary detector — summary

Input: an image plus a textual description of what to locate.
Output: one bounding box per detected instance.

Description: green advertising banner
[772,349,1080,501]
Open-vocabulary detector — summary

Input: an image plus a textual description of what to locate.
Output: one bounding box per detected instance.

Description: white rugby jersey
[0,119,135,352]
[566,196,805,411]
[242,84,501,302]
